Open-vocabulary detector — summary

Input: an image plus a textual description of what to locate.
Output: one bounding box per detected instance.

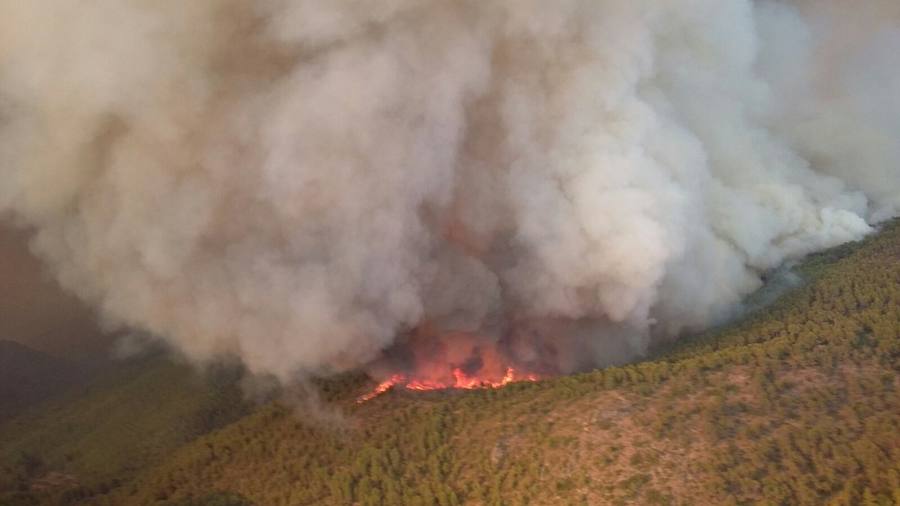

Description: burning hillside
[357,328,543,402]
[356,368,539,403]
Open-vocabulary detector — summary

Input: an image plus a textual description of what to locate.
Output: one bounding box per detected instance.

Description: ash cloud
[0,0,898,380]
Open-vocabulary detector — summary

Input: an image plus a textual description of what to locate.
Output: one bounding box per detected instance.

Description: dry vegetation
[2,220,899,506]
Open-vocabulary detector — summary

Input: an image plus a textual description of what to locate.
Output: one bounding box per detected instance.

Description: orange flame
[356,367,539,403]
[356,374,406,403]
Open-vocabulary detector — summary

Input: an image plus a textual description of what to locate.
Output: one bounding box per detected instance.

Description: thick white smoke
[1,0,898,380]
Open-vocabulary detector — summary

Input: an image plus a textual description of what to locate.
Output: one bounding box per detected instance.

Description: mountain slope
[0,355,250,506]
[0,340,85,422]
[2,220,899,506]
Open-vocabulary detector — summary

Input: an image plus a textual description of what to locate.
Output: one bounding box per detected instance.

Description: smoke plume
[1,0,898,381]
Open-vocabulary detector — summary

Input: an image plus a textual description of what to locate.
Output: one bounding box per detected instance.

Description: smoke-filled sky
[1,0,898,381]
[0,223,109,360]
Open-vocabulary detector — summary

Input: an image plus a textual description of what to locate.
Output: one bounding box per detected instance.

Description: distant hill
[0,353,250,506]
[1,220,898,506]
[0,340,84,421]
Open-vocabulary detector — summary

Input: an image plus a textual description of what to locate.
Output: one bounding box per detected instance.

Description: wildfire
[356,367,539,403]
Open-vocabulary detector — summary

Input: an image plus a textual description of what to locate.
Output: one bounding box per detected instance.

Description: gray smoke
[1,0,898,380]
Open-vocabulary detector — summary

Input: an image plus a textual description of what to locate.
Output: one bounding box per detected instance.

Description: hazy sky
[0,221,110,359]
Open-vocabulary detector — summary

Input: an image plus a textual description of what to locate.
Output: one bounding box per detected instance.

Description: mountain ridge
[2,220,898,506]
[0,339,86,422]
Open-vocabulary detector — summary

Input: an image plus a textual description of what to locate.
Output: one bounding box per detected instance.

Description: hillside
[2,220,899,506]
[0,355,250,506]
[0,341,85,422]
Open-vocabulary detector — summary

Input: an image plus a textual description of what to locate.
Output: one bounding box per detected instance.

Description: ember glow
[356,367,539,403]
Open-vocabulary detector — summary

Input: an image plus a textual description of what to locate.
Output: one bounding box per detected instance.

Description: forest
[1,219,898,505]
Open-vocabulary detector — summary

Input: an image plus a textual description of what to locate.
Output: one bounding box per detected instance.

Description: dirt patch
[30,471,79,492]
